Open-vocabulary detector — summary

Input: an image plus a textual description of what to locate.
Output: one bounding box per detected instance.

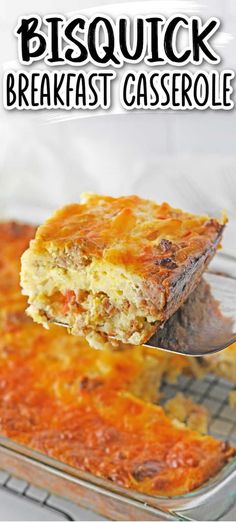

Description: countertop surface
[0,471,105,521]
[1,477,236,521]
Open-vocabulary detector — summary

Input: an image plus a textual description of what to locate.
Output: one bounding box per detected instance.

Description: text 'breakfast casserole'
[21,193,225,347]
[0,221,236,497]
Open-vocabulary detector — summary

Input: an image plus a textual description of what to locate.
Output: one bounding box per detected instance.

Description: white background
[0,1,235,247]
[0,0,236,227]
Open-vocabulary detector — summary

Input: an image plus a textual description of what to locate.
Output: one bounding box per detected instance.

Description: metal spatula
[147,269,236,356]
[147,251,236,356]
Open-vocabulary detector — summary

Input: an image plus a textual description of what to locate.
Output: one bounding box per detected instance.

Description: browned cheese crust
[0,221,235,498]
[21,194,226,346]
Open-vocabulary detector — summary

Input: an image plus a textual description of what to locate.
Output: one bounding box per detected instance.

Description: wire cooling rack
[0,471,104,521]
[161,373,236,443]
[0,373,236,521]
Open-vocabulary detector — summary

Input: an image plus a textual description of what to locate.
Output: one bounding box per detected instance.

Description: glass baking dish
[1,249,236,521]
[0,426,236,521]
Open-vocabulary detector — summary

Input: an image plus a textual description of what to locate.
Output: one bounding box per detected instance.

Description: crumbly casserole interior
[21,194,225,347]
[0,220,235,497]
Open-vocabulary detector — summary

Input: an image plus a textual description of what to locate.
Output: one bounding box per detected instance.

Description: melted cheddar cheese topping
[0,221,235,496]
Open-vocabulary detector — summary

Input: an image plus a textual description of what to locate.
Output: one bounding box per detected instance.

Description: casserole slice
[21,193,225,347]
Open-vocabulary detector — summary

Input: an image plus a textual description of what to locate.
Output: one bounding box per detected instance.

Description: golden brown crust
[21,195,225,344]
[0,220,235,496]
[34,195,224,286]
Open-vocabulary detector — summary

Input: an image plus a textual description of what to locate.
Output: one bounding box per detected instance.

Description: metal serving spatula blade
[147,269,236,356]
[148,250,236,355]
[54,253,236,357]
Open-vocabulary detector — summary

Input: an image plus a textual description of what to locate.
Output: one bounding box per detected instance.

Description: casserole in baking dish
[0,220,235,500]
